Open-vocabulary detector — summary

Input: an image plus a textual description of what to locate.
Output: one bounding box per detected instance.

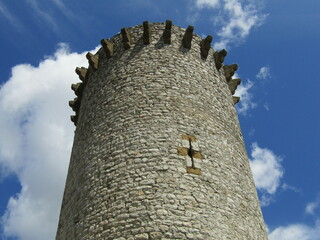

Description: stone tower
[56,21,268,239]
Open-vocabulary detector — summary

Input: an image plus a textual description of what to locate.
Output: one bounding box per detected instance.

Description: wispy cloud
[269,220,320,240]
[257,66,271,80]
[214,0,266,49]
[192,0,267,49]
[26,0,59,32]
[269,200,320,239]
[49,0,78,23]
[306,196,320,215]
[249,142,284,206]
[0,44,93,240]
[195,0,220,8]
[234,79,256,115]
[281,183,301,193]
[0,2,23,30]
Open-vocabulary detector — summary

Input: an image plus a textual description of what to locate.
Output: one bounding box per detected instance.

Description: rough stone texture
[121,28,133,50]
[182,25,194,49]
[163,20,172,45]
[75,67,88,82]
[143,21,151,45]
[223,64,238,82]
[214,49,227,70]
[86,52,99,71]
[56,22,268,240]
[101,39,114,58]
[200,35,213,59]
[228,78,241,95]
[233,96,241,105]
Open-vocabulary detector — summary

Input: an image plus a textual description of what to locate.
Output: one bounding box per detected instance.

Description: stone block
[228,78,241,95]
[75,67,88,82]
[86,52,99,71]
[214,49,227,70]
[143,21,151,45]
[163,20,172,44]
[70,115,78,125]
[101,39,114,58]
[186,167,201,175]
[121,28,133,49]
[200,35,213,59]
[223,64,238,82]
[182,25,194,49]
[233,96,240,105]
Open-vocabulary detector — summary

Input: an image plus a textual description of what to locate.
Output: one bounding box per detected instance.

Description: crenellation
[86,52,99,71]
[228,78,241,95]
[182,25,194,49]
[121,28,133,50]
[233,96,240,105]
[69,97,81,113]
[142,21,151,45]
[71,82,84,97]
[223,64,238,82]
[214,49,227,70]
[75,67,88,82]
[100,39,114,58]
[70,115,78,125]
[200,35,213,59]
[163,20,172,44]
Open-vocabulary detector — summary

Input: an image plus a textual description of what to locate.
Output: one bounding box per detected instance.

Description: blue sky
[0,0,319,239]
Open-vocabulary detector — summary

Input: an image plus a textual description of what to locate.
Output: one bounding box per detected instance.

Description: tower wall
[56,22,268,239]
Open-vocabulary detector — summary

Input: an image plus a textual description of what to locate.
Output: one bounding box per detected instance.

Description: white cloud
[269,220,320,240]
[195,0,220,8]
[214,0,266,49]
[256,66,271,79]
[0,44,92,240]
[281,183,301,193]
[306,198,320,215]
[193,0,266,49]
[234,79,256,115]
[249,142,284,206]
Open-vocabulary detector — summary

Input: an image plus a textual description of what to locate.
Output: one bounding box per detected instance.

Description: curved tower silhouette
[56,21,268,239]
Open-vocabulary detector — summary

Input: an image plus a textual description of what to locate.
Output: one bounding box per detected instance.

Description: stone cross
[177,135,204,175]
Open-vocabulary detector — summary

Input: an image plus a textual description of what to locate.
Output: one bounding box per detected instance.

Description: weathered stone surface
[182,25,194,49]
[228,78,241,95]
[75,67,87,82]
[57,22,267,240]
[71,82,81,92]
[223,64,238,82]
[186,167,201,175]
[70,115,78,125]
[214,49,227,70]
[121,28,133,49]
[200,35,213,59]
[163,20,172,44]
[86,52,99,71]
[69,97,81,113]
[143,21,151,45]
[100,39,114,58]
[233,96,240,105]
[71,82,84,97]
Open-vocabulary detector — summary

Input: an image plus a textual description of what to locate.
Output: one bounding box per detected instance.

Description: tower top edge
[69,20,241,126]
[103,20,216,53]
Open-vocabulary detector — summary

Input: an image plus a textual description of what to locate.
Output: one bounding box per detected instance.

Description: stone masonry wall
[56,22,268,240]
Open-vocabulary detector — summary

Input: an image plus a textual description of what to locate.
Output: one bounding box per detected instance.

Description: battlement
[69,20,240,125]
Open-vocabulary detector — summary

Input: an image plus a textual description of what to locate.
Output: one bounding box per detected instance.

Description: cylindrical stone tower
[56,21,268,239]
